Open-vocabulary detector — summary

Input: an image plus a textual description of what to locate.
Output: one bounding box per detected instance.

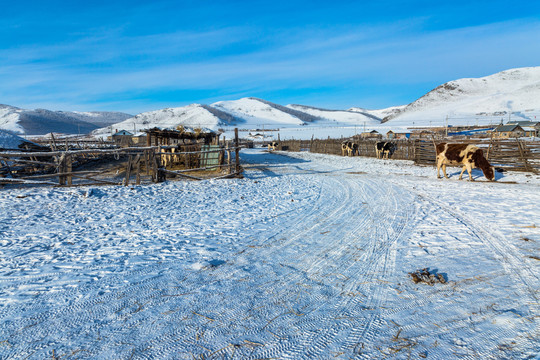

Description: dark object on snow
[409,268,446,285]
[495,167,506,173]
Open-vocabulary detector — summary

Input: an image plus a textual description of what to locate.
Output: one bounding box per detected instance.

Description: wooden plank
[71,174,120,186]
[20,170,102,180]
[160,168,203,181]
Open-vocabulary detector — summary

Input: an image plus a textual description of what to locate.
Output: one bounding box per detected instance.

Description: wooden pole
[66,155,72,186]
[51,133,57,151]
[145,149,150,175]
[234,128,240,176]
[58,156,66,186]
[125,155,133,186]
[136,156,141,185]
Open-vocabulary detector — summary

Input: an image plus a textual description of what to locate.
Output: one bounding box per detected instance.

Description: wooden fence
[278,138,540,173]
[0,144,242,188]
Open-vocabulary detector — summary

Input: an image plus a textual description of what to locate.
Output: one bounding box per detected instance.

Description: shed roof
[494,124,524,132]
[113,130,133,136]
[506,121,540,127]
[144,127,218,141]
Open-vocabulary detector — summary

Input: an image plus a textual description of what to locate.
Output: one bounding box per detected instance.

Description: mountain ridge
[2,66,539,136]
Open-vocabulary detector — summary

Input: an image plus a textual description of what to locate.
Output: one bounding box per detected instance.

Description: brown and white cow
[436,143,495,181]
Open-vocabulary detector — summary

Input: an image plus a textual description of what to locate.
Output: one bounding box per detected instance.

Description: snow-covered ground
[0,149,539,359]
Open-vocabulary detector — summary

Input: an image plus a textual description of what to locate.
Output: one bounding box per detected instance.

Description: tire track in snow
[172,165,420,359]
[377,184,540,360]
[0,152,422,359]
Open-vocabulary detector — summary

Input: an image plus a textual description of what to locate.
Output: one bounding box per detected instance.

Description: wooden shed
[144,128,220,147]
[358,130,382,139]
[387,130,410,140]
[111,130,134,146]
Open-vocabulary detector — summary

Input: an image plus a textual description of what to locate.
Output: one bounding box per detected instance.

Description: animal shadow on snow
[445,168,505,181]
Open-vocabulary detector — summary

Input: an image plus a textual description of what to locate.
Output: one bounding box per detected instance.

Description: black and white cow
[267,141,279,151]
[341,141,358,156]
[375,142,397,159]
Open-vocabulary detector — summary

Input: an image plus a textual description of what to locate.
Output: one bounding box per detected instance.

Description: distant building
[131,132,148,145]
[492,124,525,139]
[358,130,382,139]
[386,130,410,139]
[506,121,539,137]
[110,130,134,146]
[521,127,538,137]
[506,120,540,128]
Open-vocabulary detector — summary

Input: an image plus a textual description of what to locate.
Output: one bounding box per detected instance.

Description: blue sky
[1,0,539,114]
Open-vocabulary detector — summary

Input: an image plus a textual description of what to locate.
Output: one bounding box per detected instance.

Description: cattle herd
[340,141,397,160]
[340,140,495,181]
[266,140,496,181]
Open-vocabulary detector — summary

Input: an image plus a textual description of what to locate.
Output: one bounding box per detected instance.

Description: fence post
[58,155,66,186]
[136,156,141,185]
[66,155,72,186]
[517,140,534,173]
[124,155,133,186]
[234,128,240,176]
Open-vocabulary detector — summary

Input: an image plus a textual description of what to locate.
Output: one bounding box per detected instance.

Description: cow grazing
[267,141,279,151]
[375,142,397,159]
[341,141,358,156]
[436,143,495,181]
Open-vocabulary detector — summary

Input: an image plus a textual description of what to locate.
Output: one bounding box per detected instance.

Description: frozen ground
[0,149,539,359]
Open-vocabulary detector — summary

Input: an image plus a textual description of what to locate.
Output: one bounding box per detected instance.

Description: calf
[375,142,397,159]
[436,143,495,181]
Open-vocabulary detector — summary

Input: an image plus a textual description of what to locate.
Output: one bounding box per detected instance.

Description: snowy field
[0,149,539,359]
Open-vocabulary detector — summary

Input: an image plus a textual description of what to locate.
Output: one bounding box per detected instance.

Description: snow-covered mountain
[0,105,132,135]
[92,104,241,136]
[4,67,539,138]
[94,97,373,137]
[287,104,380,125]
[383,67,540,126]
[212,97,322,125]
[349,105,407,122]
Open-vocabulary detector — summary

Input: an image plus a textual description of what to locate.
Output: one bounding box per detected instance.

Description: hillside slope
[212,97,321,126]
[0,105,132,135]
[287,104,381,125]
[92,104,234,136]
[383,67,540,126]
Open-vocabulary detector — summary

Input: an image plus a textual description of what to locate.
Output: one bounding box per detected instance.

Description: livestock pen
[277,138,540,174]
[0,129,244,188]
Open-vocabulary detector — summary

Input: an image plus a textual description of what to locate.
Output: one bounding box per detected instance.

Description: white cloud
[1,18,539,112]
